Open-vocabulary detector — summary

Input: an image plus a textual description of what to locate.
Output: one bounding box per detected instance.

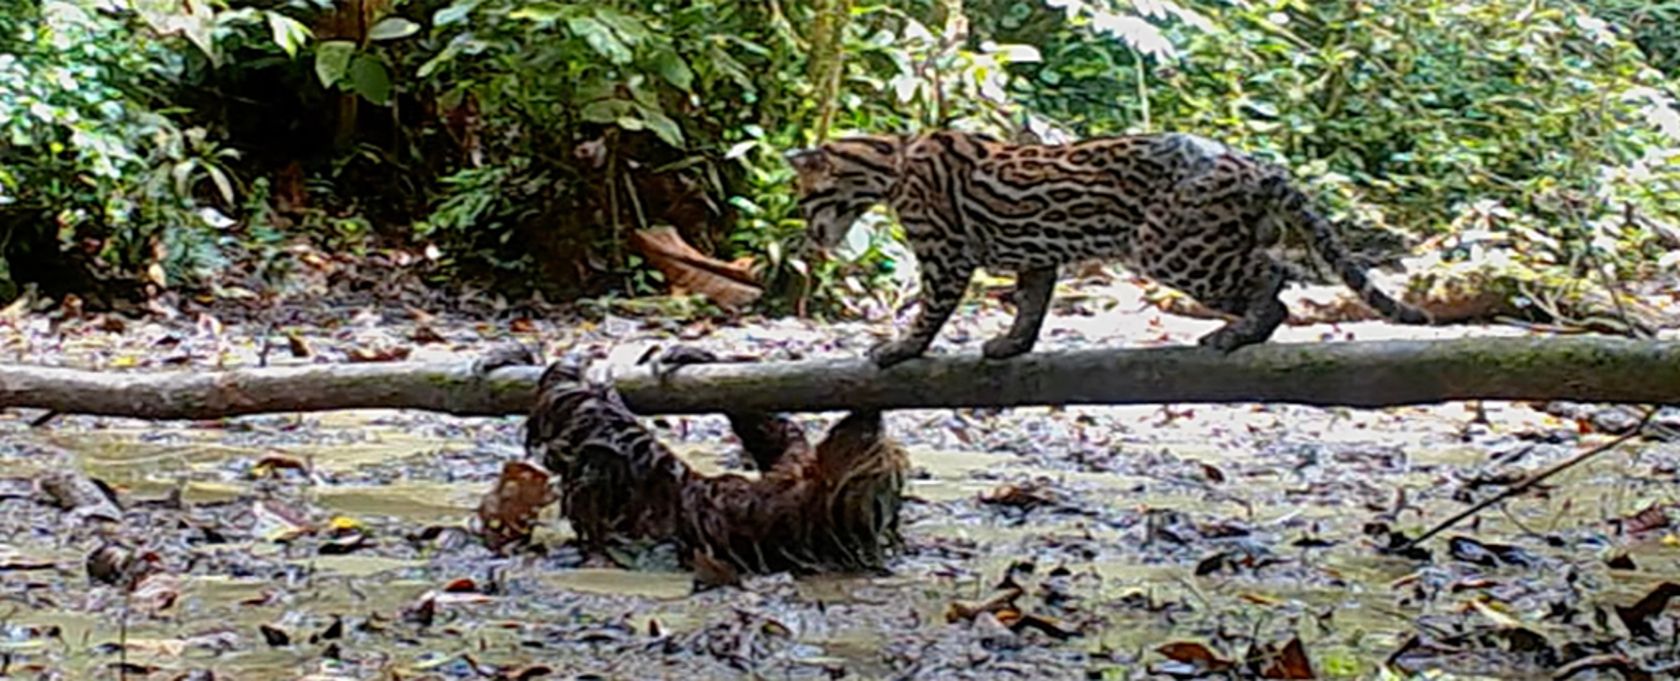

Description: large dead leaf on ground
[630,226,762,309]
[477,461,557,553]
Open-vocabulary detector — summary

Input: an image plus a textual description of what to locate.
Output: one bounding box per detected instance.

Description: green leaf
[650,49,694,92]
[724,140,757,160]
[348,55,392,105]
[433,0,478,26]
[416,40,461,78]
[133,0,218,61]
[314,40,356,88]
[581,99,630,124]
[626,75,658,108]
[366,16,420,42]
[265,12,312,57]
[171,160,196,198]
[633,104,684,148]
[567,16,632,64]
[207,166,234,205]
[592,7,650,44]
[509,1,568,23]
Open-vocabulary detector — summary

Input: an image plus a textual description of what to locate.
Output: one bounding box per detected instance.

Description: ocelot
[785,130,1434,368]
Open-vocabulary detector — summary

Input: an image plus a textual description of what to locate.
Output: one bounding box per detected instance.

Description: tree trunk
[0,336,1675,421]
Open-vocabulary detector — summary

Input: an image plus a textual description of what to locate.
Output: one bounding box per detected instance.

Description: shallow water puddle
[3,397,1679,678]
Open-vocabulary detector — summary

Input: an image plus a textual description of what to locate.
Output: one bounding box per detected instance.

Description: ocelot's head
[785,135,903,250]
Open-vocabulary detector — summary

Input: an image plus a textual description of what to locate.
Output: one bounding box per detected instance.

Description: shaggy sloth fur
[524,349,908,574]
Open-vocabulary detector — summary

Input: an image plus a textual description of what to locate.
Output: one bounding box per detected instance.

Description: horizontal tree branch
[0,336,1675,421]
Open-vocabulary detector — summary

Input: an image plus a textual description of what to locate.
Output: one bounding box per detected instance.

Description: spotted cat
[786,130,1433,368]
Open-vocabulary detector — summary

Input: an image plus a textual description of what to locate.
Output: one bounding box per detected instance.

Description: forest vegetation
[2,0,1677,324]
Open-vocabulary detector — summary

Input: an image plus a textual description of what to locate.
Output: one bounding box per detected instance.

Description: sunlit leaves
[264,12,311,58]
[366,16,420,42]
[433,0,480,27]
[313,40,356,88]
[508,1,567,23]
[566,16,632,64]
[130,0,218,64]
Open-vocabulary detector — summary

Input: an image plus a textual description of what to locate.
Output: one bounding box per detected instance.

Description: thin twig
[1395,407,1657,551]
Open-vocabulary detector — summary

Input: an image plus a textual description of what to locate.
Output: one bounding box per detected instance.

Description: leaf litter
[0,272,1678,677]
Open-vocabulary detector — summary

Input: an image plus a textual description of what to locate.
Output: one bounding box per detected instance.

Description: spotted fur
[786,130,1433,367]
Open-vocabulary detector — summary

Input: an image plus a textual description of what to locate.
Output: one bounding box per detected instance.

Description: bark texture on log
[0,360,539,420]
[0,336,1676,420]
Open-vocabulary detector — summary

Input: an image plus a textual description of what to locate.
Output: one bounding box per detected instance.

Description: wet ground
[2,277,1679,679]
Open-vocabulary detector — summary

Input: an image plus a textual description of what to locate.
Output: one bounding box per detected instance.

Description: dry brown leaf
[1616,581,1680,638]
[132,573,181,615]
[38,471,121,522]
[411,325,446,344]
[1156,641,1235,673]
[286,332,311,358]
[978,482,1058,509]
[1198,461,1226,483]
[346,345,412,363]
[1619,503,1674,536]
[86,544,154,587]
[630,226,762,309]
[477,461,557,553]
[944,586,1024,623]
[1008,613,1080,640]
[254,499,313,542]
[691,548,741,590]
[1247,636,1316,680]
[251,453,308,478]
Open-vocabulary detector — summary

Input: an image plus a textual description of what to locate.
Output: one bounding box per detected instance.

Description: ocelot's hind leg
[982,266,1057,360]
[1195,261,1288,352]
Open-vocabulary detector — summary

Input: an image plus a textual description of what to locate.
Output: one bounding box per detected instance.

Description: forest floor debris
[1,275,1679,678]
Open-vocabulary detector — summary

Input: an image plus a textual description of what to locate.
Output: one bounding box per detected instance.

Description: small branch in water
[1391,407,1657,552]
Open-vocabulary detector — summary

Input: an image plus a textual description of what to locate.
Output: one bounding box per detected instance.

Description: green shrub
[0,0,236,303]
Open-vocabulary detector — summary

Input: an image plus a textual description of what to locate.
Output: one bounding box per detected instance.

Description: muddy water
[3,397,1678,679]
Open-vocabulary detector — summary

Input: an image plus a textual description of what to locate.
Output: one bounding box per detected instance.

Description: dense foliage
[3,0,1678,317]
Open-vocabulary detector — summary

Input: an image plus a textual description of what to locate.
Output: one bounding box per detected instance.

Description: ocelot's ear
[784,148,829,175]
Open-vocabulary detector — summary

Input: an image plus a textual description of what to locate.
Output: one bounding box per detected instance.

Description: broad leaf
[580,99,630,124]
[347,55,391,105]
[366,16,420,42]
[314,40,356,88]
[592,7,650,45]
[633,104,685,148]
[432,0,478,26]
[724,140,757,160]
[265,12,311,57]
[567,16,632,64]
[133,0,217,63]
[649,49,694,92]
[508,1,567,23]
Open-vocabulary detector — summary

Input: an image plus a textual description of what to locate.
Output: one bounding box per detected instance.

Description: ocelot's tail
[1263,176,1433,325]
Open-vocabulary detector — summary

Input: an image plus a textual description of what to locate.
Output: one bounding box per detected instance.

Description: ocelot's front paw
[474,342,538,376]
[1197,326,1257,353]
[646,345,722,382]
[981,334,1034,360]
[867,339,926,369]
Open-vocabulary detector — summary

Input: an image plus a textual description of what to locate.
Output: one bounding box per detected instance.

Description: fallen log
[0,336,1676,420]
